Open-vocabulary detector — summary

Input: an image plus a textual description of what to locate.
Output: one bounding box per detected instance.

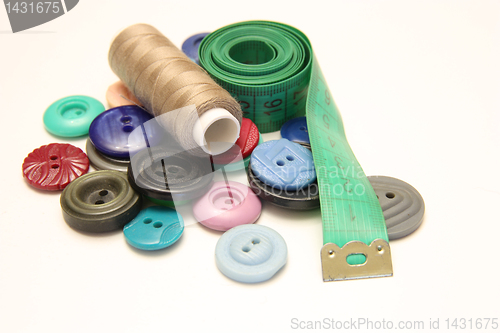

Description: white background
[1,1,499,332]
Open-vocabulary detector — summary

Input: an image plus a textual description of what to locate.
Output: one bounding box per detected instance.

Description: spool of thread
[108,24,242,155]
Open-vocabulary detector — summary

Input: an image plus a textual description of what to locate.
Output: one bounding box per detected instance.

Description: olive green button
[60,170,142,233]
[43,95,105,137]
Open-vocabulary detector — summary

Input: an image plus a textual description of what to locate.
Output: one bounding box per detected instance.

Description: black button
[247,162,319,210]
[128,145,214,202]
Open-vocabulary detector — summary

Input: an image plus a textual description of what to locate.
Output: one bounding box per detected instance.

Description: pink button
[106,81,143,109]
[193,181,262,231]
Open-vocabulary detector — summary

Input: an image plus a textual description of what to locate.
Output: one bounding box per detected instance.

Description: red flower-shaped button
[22,143,90,191]
[212,118,259,164]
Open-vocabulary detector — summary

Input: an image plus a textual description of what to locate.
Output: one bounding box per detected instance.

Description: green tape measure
[199,21,311,133]
[200,21,393,281]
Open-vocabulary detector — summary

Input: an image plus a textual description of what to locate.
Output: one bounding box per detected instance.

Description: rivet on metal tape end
[321,239,393,282]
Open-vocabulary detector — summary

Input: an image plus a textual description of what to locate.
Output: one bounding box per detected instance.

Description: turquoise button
[123,206,184,250]
[43,95,105,137]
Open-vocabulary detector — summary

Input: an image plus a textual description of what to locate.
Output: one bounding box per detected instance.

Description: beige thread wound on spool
[108,23,242,153]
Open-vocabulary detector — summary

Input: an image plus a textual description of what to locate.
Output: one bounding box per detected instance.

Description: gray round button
[368,175,425,240]
[86,138,129,173]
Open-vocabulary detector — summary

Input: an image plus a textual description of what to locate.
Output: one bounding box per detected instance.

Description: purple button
[192,181,261,231]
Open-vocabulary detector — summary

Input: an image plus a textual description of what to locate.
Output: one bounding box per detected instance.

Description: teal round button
[43,95,105,137]
[123,206,184,250]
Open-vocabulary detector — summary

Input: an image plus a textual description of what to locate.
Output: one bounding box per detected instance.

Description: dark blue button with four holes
[89,105,161,159]
[250,138,316,191]
[123,206,184,250]
[280,117,309,145]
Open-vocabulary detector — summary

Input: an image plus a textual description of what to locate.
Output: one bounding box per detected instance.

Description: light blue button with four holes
[250,138,316,190]
[123,206,184,250]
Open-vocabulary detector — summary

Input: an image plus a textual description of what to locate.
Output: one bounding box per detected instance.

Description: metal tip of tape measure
[321,239,393,282]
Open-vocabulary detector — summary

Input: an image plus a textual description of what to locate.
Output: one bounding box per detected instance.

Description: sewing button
[212,118,261,170]
[60,170,142,233]
[247,161,320,210]
[182,32,210,64]
[43,95,105,137]
[145,196,190,208]
[215,224,287,283]
[123,206,184,250]
[106,81,142,108]
[89,105,161,159]
[128,145,214,202]
[368,175,425,240]
[193,181,261,231]
[212,136,263,172]
[250,138,316,191]
[85,138,129,172]
[280,116,310,146]
[234,118,260,159]
[22,143,89,191]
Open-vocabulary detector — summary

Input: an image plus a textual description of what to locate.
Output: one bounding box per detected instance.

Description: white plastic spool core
[193,108,240,155]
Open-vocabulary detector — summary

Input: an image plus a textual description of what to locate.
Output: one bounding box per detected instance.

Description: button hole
[51,164,59,169]
[99,190,108,196]
[153,222,163,228]
[120,115,132,123]
[386,192,395,199]
[122,125,134,132]
[276,160,285,166]
[242,246,250,252]
[143,218,152,224]
[50,155,58,160]
[94,200,105,205]
[251,238,260,245]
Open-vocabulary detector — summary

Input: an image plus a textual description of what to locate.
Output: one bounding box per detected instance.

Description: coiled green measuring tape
[200,21,393,281]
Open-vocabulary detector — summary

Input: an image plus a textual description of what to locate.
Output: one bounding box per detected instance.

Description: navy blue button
[250,138,316,191]
[89,105,161,159]
[123,206,184,251]
[280,117,309,144]
[181,32,210,65]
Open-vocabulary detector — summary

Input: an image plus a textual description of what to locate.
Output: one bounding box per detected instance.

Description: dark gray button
[61,170,142,233]
[85,138,129,173]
